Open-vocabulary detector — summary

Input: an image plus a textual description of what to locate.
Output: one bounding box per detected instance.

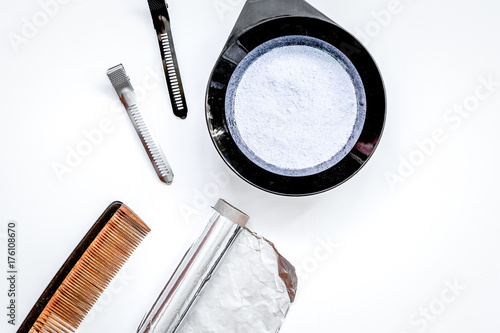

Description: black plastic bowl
[206,15,386,196]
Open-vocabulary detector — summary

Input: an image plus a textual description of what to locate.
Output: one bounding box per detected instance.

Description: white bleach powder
[225,36,366,177]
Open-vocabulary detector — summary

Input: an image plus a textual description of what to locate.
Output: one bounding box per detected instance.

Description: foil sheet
[178,228,297,333]
[137,199,297,333]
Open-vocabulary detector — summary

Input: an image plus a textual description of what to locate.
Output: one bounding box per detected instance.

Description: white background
[1,0,499,332]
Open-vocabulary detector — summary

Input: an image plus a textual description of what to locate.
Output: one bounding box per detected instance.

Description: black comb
[147,0,188,119]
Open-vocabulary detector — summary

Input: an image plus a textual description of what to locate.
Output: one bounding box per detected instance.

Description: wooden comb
[18,202,151,333]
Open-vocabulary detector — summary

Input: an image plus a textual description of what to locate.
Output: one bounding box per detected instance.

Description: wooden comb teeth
[18,202,151,333]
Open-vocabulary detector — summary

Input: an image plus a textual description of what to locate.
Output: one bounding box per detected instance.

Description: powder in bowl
[225,35,366,177]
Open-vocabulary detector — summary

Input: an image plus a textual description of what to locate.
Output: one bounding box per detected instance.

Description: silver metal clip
[107,64,174,185]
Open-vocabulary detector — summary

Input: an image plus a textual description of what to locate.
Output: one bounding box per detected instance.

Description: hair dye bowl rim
[206,16,386,196]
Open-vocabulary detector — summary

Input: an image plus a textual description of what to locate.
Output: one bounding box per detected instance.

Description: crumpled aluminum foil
[177,228,297,333]
[137,199,297,333]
